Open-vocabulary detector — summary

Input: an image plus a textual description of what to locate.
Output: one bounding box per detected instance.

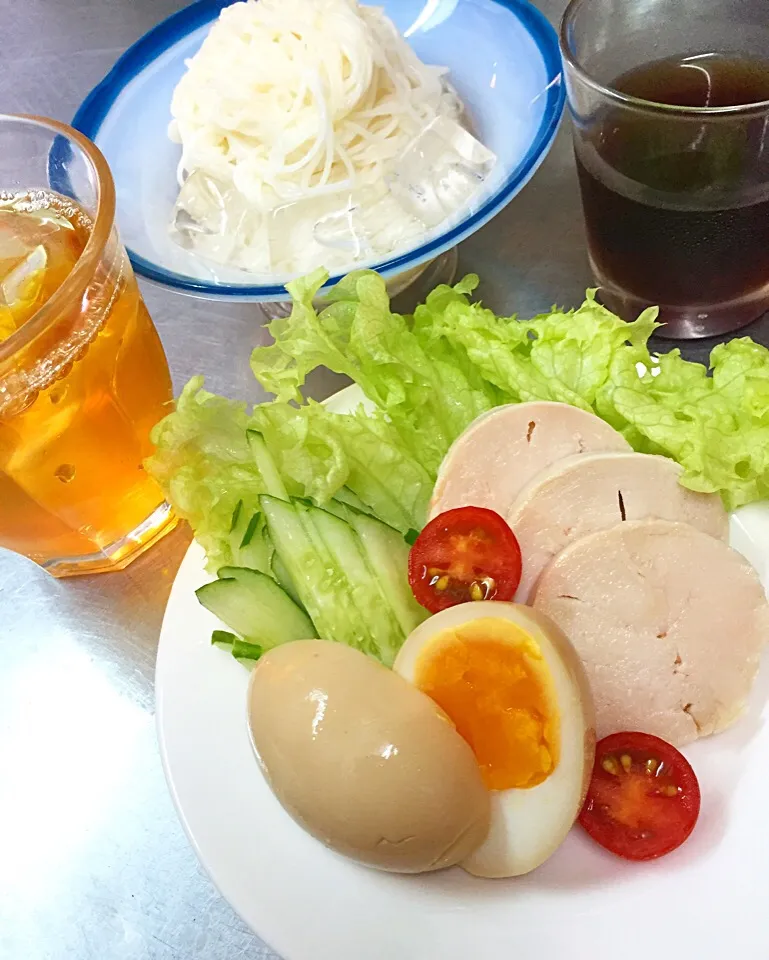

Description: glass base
[260,248,459,322]
[593,261,769,339]
[41,501,177,578]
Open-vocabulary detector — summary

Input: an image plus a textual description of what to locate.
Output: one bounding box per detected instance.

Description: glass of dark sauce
[560,0,769,338]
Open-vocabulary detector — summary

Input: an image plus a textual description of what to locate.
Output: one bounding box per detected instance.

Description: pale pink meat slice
[533,520,769,746]
[429,402,630,521]
[509,452,728,603]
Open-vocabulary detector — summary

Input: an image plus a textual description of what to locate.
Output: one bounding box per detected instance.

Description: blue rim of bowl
[72,0,564,300]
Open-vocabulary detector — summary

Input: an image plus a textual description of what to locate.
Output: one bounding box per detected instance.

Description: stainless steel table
[2,2,768,958]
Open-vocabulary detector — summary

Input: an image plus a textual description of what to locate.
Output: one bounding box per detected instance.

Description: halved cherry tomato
[579,732,701,861]
[407,506,522,614]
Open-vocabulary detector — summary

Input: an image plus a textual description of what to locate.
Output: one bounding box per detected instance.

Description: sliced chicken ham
[508,452,728,602]
[429,402,630,521]
[533,520,769,746]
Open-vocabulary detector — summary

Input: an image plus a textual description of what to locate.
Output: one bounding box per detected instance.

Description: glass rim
[560,0,769,118]
[0,113,116,363]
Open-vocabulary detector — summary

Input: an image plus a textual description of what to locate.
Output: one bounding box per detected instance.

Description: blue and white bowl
[73,0,564,302]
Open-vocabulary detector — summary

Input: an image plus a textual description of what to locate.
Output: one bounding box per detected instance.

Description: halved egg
[394,601,595,878]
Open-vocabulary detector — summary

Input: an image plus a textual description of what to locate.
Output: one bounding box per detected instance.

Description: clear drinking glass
[560,0,769,338]
[0,115,176,576]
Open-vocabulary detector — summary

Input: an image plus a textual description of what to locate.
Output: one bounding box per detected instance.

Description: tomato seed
[620,754,632,772]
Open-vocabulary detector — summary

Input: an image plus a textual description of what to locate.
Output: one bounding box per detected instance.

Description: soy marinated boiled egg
[247,639,490,873]
[394,602,595,878]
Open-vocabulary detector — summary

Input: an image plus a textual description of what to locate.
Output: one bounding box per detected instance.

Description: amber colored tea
[575,53,769,330]
[0,191,174,573]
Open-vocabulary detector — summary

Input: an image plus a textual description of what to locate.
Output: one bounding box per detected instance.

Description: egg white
[394,601,595,878]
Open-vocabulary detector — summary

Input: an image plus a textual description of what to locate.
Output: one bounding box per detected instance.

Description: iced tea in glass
[0,115,175,575]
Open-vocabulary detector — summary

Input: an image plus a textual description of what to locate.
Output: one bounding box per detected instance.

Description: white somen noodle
[168,0,471,275]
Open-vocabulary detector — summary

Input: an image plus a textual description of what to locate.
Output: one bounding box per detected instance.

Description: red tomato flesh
[408,506,522,614]
[579,732,701,861]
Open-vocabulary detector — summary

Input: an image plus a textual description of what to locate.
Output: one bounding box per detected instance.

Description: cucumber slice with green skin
[319,499,351,522]
[240,513,260,547]
[230,510,273,572]
[291,500,365,651]
[217,565,263,582]
[229,500,252,550]
[333,486,374,516]
[229,500,251,563]
[329,502,428,636]
[218,561,301,610]
[297,500,402,667]
[345,464,413,534]
[264,497,402,666]
[196,570,314,651]
[247,430,288,499]
[260,495,361,649]
[229,500,244,533]
[270,551,303,608]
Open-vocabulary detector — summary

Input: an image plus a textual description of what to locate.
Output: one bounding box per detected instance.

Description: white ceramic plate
[156,385,769,960]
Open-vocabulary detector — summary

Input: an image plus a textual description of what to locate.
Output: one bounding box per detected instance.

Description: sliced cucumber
[345,464,413,533]
[333,486,374,516]
[298,500,403,666]
[196,569,314,650]
[247,430,288,499]
[270,551,303,608]
[331,502,427,636]
[229,509,272,572]
[294,499,376,651]
[229,500,251,562]
[239,521,272,572]
[218,565,262,582]
[229,500,244,533]
[261,494,360,648]
[230,502,256,560]
[315,498,348,522]
[240,512,260,547]
[218,562,302,610]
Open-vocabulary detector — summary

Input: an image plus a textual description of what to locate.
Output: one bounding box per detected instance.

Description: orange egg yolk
[413,618,560,791]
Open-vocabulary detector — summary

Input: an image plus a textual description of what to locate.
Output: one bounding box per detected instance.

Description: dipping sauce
[574,53,769,336]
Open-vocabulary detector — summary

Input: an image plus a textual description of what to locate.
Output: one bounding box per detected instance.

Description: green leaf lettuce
[150,270,769,574]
